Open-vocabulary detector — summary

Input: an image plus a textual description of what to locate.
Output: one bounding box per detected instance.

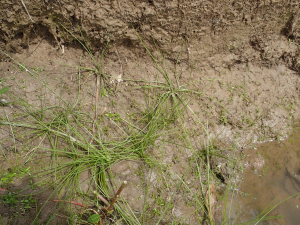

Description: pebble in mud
[0,99,8,104]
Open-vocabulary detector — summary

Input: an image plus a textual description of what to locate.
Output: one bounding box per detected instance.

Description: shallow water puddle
[236,126,300,224]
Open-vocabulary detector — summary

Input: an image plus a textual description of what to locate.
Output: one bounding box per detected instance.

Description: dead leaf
[205,182,216,223]
[0,187,8,192]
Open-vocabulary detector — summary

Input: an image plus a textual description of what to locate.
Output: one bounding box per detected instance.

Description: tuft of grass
[0,46,172,224]
[130,28,204,124]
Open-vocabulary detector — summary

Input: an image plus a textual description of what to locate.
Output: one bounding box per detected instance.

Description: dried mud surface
[1,0,300,224]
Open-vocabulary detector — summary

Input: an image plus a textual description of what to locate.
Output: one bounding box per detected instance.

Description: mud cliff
[1,1,299,70]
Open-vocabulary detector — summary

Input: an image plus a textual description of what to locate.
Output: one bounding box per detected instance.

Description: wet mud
[236,124,300,224]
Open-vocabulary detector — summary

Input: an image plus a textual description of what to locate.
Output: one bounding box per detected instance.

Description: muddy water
[235,126,300,224]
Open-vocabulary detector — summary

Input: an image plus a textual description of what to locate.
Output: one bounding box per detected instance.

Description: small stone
[0,99,8,104]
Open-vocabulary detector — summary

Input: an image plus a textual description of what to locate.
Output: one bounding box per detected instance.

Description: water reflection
[237,126,300,224]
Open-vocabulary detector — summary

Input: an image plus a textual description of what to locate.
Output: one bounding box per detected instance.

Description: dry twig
[205,182,216,223]
[21,0,35,23]
[26,37,44,58]
[107,181,127,212]
[89,74,100,148]
[94,191,110,207]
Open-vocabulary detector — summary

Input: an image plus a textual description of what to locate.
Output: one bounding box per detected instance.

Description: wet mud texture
[236,125,300,225]
[0,33,300,224]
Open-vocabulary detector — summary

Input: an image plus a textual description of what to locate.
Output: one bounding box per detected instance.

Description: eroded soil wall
[1,1,300,67]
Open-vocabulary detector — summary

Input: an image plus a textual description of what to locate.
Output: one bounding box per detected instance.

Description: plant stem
[94,191,110,207]
[107,181,127,212]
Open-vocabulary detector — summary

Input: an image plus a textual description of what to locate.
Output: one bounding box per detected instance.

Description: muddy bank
[1,1,300,146]
[1,36,300,147]
[0,32,299,223]
[1,1,300,70]
[1,0,300,224]
[0,1,300,53]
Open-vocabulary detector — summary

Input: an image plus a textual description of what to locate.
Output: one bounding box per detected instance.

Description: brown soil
[1,0,300,224]
[0,178,69,224]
